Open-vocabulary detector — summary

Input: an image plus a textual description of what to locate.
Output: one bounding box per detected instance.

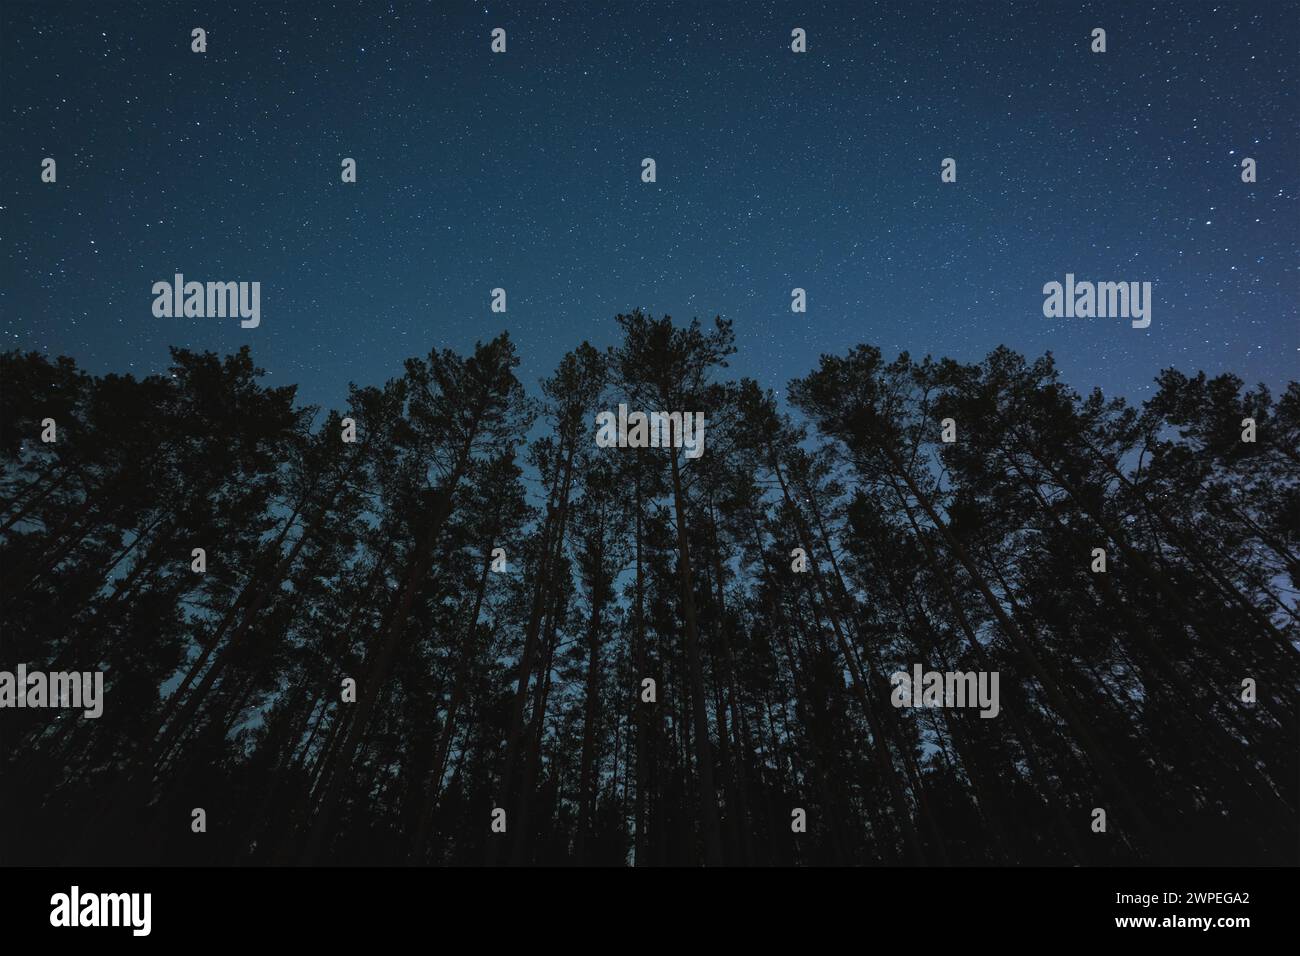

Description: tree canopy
[2,316,1296,865]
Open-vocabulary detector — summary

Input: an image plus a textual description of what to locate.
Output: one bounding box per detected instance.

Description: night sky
[3,0,1296,413]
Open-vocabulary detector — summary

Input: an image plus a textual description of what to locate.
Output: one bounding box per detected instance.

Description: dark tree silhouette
[2,316,1295,866]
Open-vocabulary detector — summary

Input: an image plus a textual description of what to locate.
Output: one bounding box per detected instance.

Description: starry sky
[3,0,1297,413]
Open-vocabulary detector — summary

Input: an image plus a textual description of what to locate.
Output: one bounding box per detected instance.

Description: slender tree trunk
[667,436,724,865]
[575,537,606,863]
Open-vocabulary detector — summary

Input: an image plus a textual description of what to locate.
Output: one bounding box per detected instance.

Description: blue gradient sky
[3,0,1296,412]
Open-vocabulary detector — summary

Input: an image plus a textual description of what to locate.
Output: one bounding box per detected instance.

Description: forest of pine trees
[1,311,1296,866]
